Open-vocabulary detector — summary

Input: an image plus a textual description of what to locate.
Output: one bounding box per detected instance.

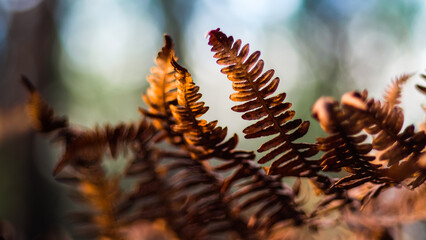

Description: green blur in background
[0,0,425,238]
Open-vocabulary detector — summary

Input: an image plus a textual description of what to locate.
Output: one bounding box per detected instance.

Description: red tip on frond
[207,28,234,50]
[206,28,221,38]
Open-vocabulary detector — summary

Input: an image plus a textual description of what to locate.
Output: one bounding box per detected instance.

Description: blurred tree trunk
[1,0,58,101]
[0,0,63,238]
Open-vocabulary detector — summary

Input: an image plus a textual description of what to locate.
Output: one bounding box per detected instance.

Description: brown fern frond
[166,157,258,240]
[21,75,68,132]
[53,120,160,239]
[54,152,123,239]
[23,77,130,239]
[140,38,258,239]
[125,146,258,239]
[120,148,195,239]
[208,28,321,178]
[105,122,222,240]
[218,160,306,237]
[168,58,304,237]
[169,58,254,161]
[62,170,124,240]
[341,91,426,186]
[51,120,156,176]
[383,73,411,108]
[141,35,181,144]
[342,91,424,163]
[312,97,393,190]
[23,87,161,239]
[169,58,213,147]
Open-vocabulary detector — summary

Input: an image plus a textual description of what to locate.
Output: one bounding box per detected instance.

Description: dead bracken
[24,29,426,240]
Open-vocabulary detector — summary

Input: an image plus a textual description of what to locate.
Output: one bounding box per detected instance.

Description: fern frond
[169,59,213,148]
[51,120,156,176]
[169,58,254,161]
[312,97,392,190]
[168,58,305,237]
[106,123,230,240]
[383,74,411,108]
[125,147,258,239]
[208,29,321,178]
[22,75,68,132]
[218,160,306,237]
[341,91,426,186]
[139,38,259,239]
[23,77,133,239]
[62,170,124,240]
[166,157,259,239]
[121,149,194,239]
[141,35,181,144]
[53,120,161,239]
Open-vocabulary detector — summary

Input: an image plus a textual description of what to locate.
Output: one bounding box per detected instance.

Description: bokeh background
[0,0,425,238]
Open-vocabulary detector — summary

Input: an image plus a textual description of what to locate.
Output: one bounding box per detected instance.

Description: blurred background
[0,0,425,238]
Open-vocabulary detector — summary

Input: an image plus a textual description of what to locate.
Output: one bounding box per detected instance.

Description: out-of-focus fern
[341,91,426,188]
[383,74,411,108]
[312,96,392,191]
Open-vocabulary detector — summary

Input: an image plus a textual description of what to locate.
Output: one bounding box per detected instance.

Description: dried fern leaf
[342,91,425,162]
[342,91,426,186]
[22,77,163,238]
[207,28,321,178]
[53,120,162,239]
[22,75,68,132]
[110,123,224,240]
[52,120,156,176]
[55,141,124,239]
[312,97,392,190]
[121,149,194,239]
[141,35,182,144]
[118,123,252,239]
[217,163,304,239]
[35,115,159,239]
[169,58,254,161]
[68,171,124,240]
[165,157,258,240]
[125,148,257,239]
[143,56,258,237]
[167,58,305,237]
[383,73,411,108]
[141,39,258,238]
[169,59,212,147]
